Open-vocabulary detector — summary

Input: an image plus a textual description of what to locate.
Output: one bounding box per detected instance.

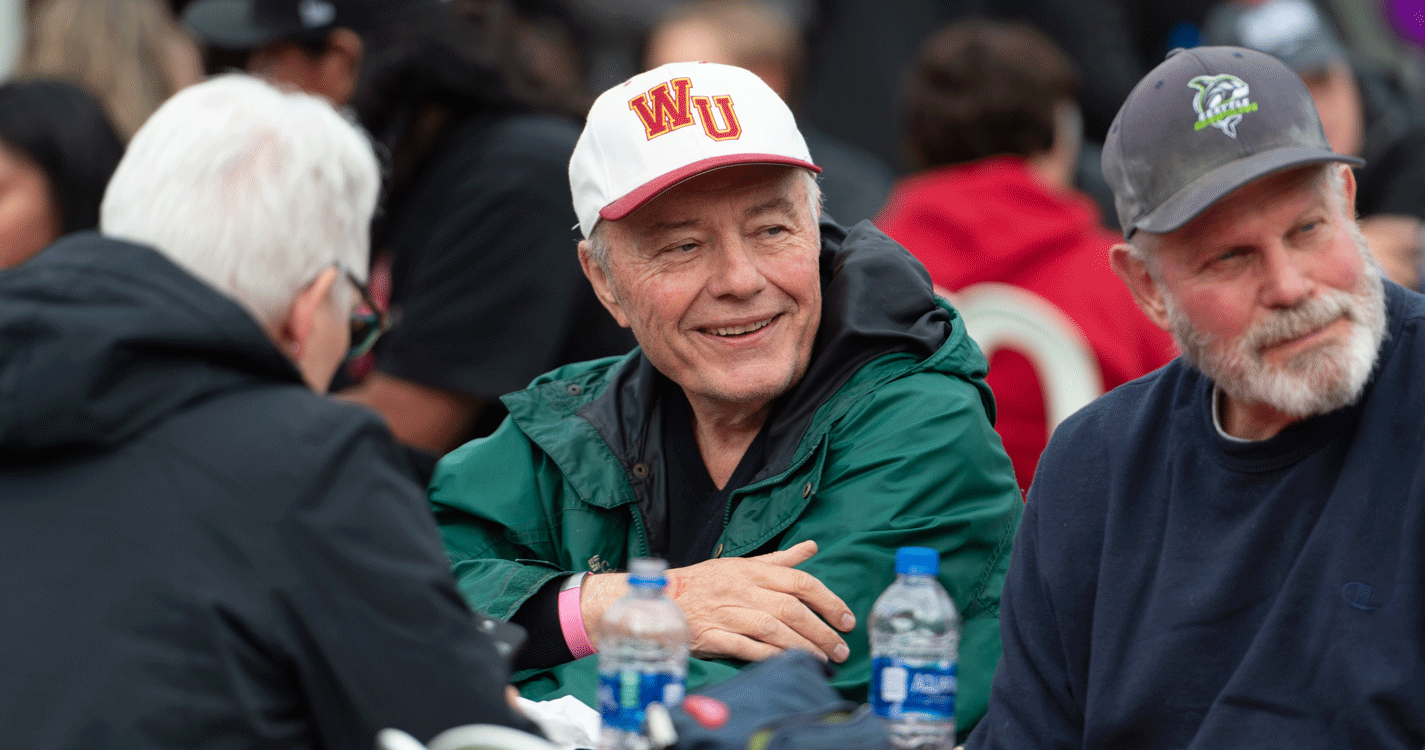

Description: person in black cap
[182,0,633,466]
[969,46,1425,749]
[1204,0,1425,291]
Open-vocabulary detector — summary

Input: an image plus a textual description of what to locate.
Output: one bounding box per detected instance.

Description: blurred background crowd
[3,0,1425,490]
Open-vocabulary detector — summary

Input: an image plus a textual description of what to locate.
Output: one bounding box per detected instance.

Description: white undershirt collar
[1212,384,1262,443]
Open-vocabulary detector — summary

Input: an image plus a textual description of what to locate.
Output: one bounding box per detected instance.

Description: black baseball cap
[182,0,392,49]
[1102,46,1363,239]
[1202,0,1347,76]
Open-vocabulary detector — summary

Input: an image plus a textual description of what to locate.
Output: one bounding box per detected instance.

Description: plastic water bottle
[598,558,690,750]
[870,547,960,749]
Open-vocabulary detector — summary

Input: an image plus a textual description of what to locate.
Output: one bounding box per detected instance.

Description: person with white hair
[0,74,533,748]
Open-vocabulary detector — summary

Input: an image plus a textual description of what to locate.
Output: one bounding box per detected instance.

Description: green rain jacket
[429,221,1022,733]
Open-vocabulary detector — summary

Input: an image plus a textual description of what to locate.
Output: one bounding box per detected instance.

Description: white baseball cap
[569,61,820,238]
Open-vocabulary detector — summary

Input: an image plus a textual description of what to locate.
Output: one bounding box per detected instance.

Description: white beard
[1164,223,1388,419]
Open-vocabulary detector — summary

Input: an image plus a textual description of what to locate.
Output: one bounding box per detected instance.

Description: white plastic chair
[941,282,1104,435]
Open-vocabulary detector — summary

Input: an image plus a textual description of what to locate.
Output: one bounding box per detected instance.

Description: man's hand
[580,540,855,664]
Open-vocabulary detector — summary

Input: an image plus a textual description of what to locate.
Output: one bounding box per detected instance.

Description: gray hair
[584,167,823,272]
[100,74,381,325]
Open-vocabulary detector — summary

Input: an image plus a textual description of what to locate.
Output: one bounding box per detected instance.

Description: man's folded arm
[429,424,580,669]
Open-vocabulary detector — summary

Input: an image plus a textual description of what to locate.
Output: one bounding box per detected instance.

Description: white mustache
[1243,291,1353,355]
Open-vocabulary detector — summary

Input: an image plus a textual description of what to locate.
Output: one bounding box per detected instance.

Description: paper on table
[515,696,600,750]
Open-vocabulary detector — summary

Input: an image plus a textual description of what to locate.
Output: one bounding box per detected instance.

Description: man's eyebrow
[744,196,795,219]
[648,218,701,232]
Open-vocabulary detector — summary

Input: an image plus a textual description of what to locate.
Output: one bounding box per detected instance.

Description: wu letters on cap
[628,78,743,142]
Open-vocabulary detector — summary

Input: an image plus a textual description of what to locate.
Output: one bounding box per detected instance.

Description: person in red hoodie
[877,20,1176,494]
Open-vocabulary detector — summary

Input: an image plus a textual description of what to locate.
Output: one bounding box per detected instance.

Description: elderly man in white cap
[430,62,1022,733]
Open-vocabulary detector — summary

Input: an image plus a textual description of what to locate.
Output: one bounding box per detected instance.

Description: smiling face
[1118,164,1386,427]
[581,165,822,417]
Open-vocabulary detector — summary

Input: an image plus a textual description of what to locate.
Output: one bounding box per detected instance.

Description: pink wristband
[558,582,596,659]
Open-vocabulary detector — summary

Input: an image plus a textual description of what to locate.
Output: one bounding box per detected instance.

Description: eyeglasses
[341,264,391,362]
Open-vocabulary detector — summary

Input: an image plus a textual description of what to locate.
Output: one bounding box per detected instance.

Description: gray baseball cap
[1102,45,1363,239]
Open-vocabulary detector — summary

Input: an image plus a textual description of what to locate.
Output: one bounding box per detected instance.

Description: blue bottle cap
[895,547,940,576]
[627,557,669,588]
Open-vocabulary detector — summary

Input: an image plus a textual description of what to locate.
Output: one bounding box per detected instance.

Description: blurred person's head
[20,0,203,141]
[0,78,124,269]
[183,0,380,105]
[1203,0,1364,157]
[903,20,1081,190]
[452,0,588,114]
[183,0,532,191]
[644,0,803,102]
[100,74,381,392]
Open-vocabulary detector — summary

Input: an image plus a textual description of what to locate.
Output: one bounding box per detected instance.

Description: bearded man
[969,47,1425,749]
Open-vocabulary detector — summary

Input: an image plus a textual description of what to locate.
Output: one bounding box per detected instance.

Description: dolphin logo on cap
[1188,73,1258,138]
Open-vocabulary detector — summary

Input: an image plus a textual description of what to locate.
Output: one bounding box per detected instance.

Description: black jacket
[0,234,529,749]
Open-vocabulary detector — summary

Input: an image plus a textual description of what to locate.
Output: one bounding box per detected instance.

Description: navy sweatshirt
[969,280,1425,749]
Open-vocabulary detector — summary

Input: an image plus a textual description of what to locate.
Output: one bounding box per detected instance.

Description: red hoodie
[878,156,1176,494]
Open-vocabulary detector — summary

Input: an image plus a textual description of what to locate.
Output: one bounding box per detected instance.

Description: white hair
[585,167,823,272]
[100,74,381,325]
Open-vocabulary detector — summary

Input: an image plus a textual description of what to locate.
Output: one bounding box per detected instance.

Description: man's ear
[278,266,340,364]
[1339,162,1358,219]
[1110,243,1171,331]
[315,28,363,106]
[578,239,631,328]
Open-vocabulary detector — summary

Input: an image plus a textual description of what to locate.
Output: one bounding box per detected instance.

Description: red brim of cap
[599,154,822,222]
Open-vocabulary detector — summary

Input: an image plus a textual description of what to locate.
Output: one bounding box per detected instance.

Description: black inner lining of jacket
[657,383,771,567]
[509,577,570,671]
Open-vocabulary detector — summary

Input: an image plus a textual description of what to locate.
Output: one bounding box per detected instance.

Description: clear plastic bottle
[869,546,961,750]
[597,558,690,750]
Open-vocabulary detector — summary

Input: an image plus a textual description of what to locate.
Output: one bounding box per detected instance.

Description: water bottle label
[598,670,685,732]
[870,657,956,719]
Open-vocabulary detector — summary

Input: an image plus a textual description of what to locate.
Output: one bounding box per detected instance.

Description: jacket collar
[0,233,304,458]
[575,218,954,496]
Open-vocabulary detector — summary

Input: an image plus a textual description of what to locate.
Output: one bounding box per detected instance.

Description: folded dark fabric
[668,650,890,750]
